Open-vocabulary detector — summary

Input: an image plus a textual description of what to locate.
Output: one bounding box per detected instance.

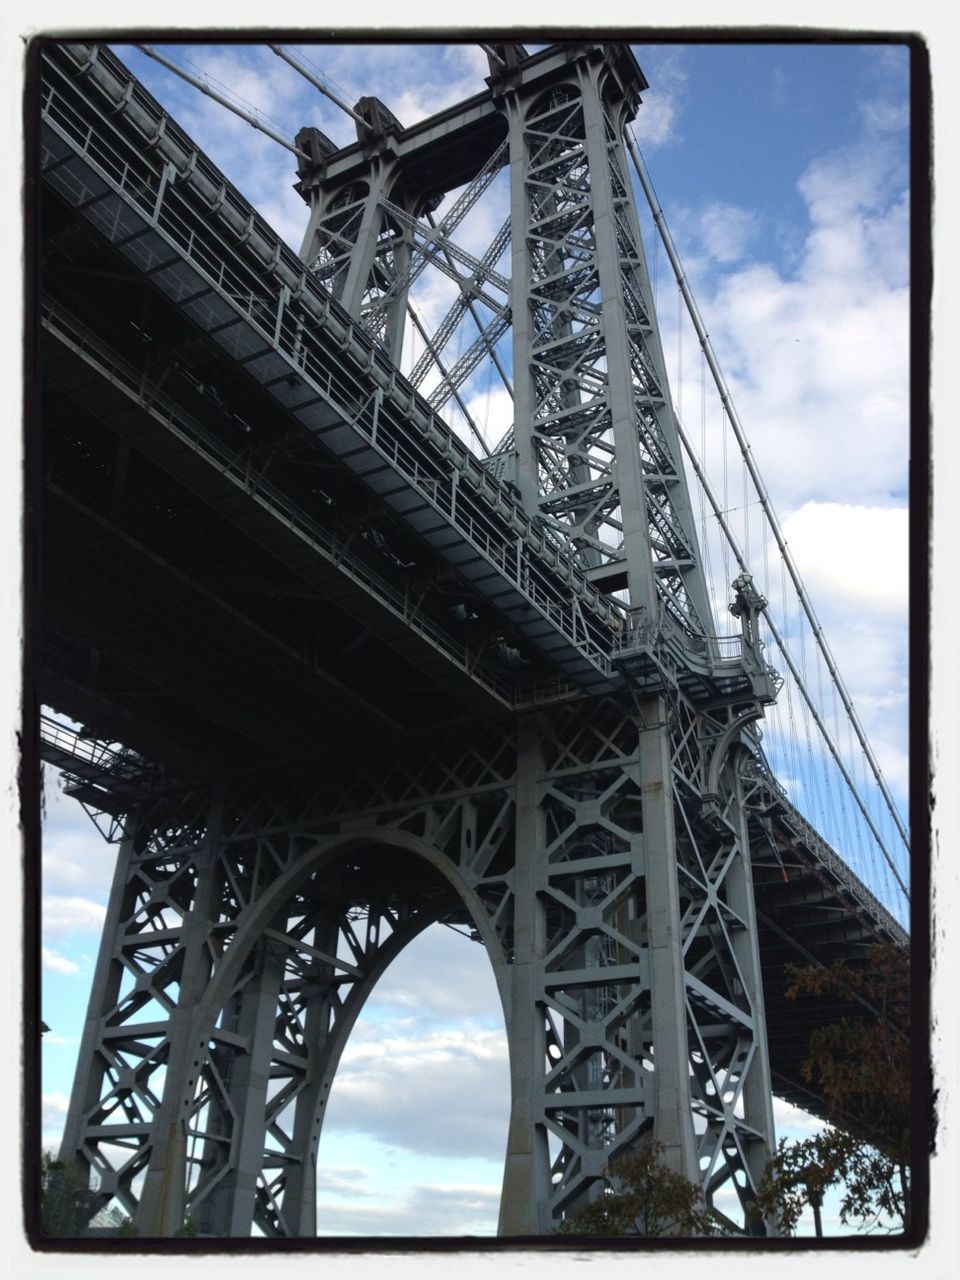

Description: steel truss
[502,53,715,639]
[50,40,779,1236]
[60,684,773,1235]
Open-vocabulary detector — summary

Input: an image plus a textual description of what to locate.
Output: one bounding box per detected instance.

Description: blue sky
[38,36,912,1239]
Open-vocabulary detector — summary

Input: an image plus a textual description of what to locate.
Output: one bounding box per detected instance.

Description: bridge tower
[49,41,780,1237]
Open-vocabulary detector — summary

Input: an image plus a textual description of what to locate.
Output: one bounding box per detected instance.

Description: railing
[41,298,527,708]
[741,757,907,946]
[39,713,147,782]
[41,47,626,689]
[42,284,604,709]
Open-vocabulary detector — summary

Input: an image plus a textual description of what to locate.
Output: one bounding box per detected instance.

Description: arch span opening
[315,918,511,1236]
[189,831,513,1238]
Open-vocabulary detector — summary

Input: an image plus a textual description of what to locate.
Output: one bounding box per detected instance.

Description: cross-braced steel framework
[61,692,775,1236]
[52,40,784,1237]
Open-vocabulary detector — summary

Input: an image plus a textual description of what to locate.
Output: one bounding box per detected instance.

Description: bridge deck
[35,41,907,1135]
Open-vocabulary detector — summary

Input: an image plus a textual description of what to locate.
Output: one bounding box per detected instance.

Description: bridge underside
[39,195,536,775]
[37,123,901,1135]
[33,39,907,1237]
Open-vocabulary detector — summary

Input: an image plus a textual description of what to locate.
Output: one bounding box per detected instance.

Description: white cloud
[41,762,122,899]
[342,1022,506,1068]
[670,125,909,521]
[697,202,758,265]
[43,895,107,936]
[461,385,514,453]
[313,1165,376,1198]
[194,48,303,122]
[42,947,80,975]
[315,1180,501,1236]
[632,48,686,150]
[406,272,466,357]
[42,1092,71,1140]
[446,169,512,260]
[773,1096,827,1138]
[251,194,307,253]
[657,81,911,905]
[42,825,117,898]
[781,502,908,614]
[317,924,509,1162]
[329,1022,510,1161]
[359,923,505,1024]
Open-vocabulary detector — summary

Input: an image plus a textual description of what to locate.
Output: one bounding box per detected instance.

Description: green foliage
[785,941,910,1166]
[40,1153,139,1237]
[40,1153,99,1237]
[757,943,911,1235]
[755,1128,909,1235]
[559,1137,727,1237]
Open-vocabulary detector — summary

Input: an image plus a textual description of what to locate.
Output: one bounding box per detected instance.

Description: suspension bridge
[35,39,910,1237]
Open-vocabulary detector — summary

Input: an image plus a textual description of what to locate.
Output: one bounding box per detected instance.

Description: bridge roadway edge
[33,39,910,1236]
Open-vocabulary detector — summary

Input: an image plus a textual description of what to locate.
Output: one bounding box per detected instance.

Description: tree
[757,942,911,1235]
[755,1127,908,1236]
[40,1153,136,1237]
[787,942,909,1159]
[40,1153,99,1237]
[559,1136,726,1237]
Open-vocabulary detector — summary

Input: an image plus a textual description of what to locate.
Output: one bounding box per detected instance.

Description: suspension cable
[672,409,909,902]
[269,45,368,127]
[627,129,910,856]
[135,45,309,159]
[405,302,491,456]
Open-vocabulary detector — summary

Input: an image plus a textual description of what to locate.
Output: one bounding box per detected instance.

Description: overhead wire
[269,45,367,127]
[405,300,490,456]
[135,45,309,159]
[133,42,909,914]
[667,394,909,901]
[272,45,361,118]
[627,126,910,863]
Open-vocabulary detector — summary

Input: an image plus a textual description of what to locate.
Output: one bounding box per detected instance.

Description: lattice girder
[499,50,716,642]
[497,693,775,1232]
[50,40,781,1241]
[60,687,775,1235]
[291,43,717,645]
[59,738,521,1235]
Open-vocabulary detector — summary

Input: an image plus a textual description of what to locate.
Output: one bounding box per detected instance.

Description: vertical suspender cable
[671,409,910,902]
[627,131,910,858]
